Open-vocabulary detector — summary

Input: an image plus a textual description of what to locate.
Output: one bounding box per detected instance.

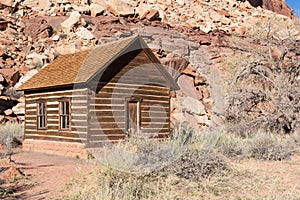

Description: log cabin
[17,35,179,158]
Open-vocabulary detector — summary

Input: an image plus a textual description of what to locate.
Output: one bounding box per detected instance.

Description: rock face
[262,0,295,18]
[0,0,298,127]
[243,0,296,18]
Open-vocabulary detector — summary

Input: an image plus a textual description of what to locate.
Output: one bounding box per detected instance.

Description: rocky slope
[0,0,299,133]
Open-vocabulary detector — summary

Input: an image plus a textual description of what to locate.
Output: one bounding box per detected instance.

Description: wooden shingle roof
[17,35,179,92]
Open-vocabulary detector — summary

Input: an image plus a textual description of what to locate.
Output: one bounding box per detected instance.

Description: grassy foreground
[61,129,300,200]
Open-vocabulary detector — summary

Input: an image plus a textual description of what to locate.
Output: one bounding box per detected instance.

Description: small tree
[225,17,300,135]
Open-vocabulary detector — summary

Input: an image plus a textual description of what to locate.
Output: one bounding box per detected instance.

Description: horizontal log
[71,115,88,120]
[90,116,124,123]
[92,98,169,105]
[96,92,169,100]
[89,134,126,141]
[25,130,86,138]
[25,88,88,98]
[89,123,125,130]
[24,135,86,143]
[90,110,125,117]
[89,129,125,135]
[140,127,169,131]
[71,127,87,132]
[89,105,125,110]
[90,116,169,123]
[99,85,169,94]
[71,121,88,127]
[99,82,170,91]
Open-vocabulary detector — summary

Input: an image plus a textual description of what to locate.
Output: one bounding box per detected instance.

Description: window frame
[59,98,71,131]
[36,99,47,130]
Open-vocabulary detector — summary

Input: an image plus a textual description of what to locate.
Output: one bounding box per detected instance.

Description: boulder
[0,20,9,31]
[4,109,12,116]
[0,115,5,123]
[26,52,48,66]
[39,0,52,10]
[5,57,14,66]
[145,9,160,21]
[0,84,4,94]
[106,0,134,16]
[52,35,60,41]
[76,27,94,40]
[0,69,20,86]
[61,11,81,33]
[161,54,189,73]
[0,0,13,7]
[181,96,206,115]
[0,74,4,83]
[23,0,38,7]
[89,3,106,17]
[12,103,25,115]
[0,97,18,113]
[0,47,4,57]
[24,18,53,42]
[136,4,154,19]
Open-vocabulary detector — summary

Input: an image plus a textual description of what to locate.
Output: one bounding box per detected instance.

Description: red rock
[5,57,14,66]
[0,115,5,123]
[182,65,197,77]
[194,75,206,86]
[262,0,296,18]
[0,47,4,57]
[161,54,189,73]
[0,38,12,45]
[24,17,53,42]
[145,9,160,21]
[4,109,12,115]
[0,68,20,86]
[0,20,9,31]
[0,0,14,7]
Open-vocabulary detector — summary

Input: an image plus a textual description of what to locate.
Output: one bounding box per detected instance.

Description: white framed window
[59,100,70,130]
[37,101,47,130]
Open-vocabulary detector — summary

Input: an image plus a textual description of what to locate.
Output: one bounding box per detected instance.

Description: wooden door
[126,100,140,132]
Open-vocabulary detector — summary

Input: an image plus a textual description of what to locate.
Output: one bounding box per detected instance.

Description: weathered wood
[25,135,85,143]
[25,130,86,138]
[89,134,126,141]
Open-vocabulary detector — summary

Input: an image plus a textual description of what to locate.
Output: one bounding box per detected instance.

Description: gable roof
[17,35,179,92]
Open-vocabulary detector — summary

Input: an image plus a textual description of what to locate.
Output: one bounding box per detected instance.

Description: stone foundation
[22,139,89,159]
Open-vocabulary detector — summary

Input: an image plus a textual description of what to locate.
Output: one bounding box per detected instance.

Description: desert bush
[0,123,23,156]
[95,125,193,173]
[248,131,294,161]
[215,132,247,158]
[64,167,177,200]
[161,149,229,181]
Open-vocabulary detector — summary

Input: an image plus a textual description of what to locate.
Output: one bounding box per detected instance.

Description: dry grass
[62,128,300,200]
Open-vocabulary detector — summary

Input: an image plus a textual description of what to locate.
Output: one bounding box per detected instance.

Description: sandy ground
[1,148,300,199]
[7,150,96,200]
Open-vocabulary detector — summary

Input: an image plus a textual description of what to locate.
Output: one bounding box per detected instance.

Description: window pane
[37,102,46,129]
[59,101,70,129]
[66,102,69,115]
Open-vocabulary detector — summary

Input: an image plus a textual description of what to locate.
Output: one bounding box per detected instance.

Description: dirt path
[10,150,96,199]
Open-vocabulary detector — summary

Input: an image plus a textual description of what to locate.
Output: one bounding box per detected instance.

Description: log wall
[88,50,171,146]
[24,88,89,143]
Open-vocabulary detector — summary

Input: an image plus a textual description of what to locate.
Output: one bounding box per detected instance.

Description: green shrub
[161,149,229,181]
[248,131,294,161]
[215,132,246,159]
[0,123,24,156]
